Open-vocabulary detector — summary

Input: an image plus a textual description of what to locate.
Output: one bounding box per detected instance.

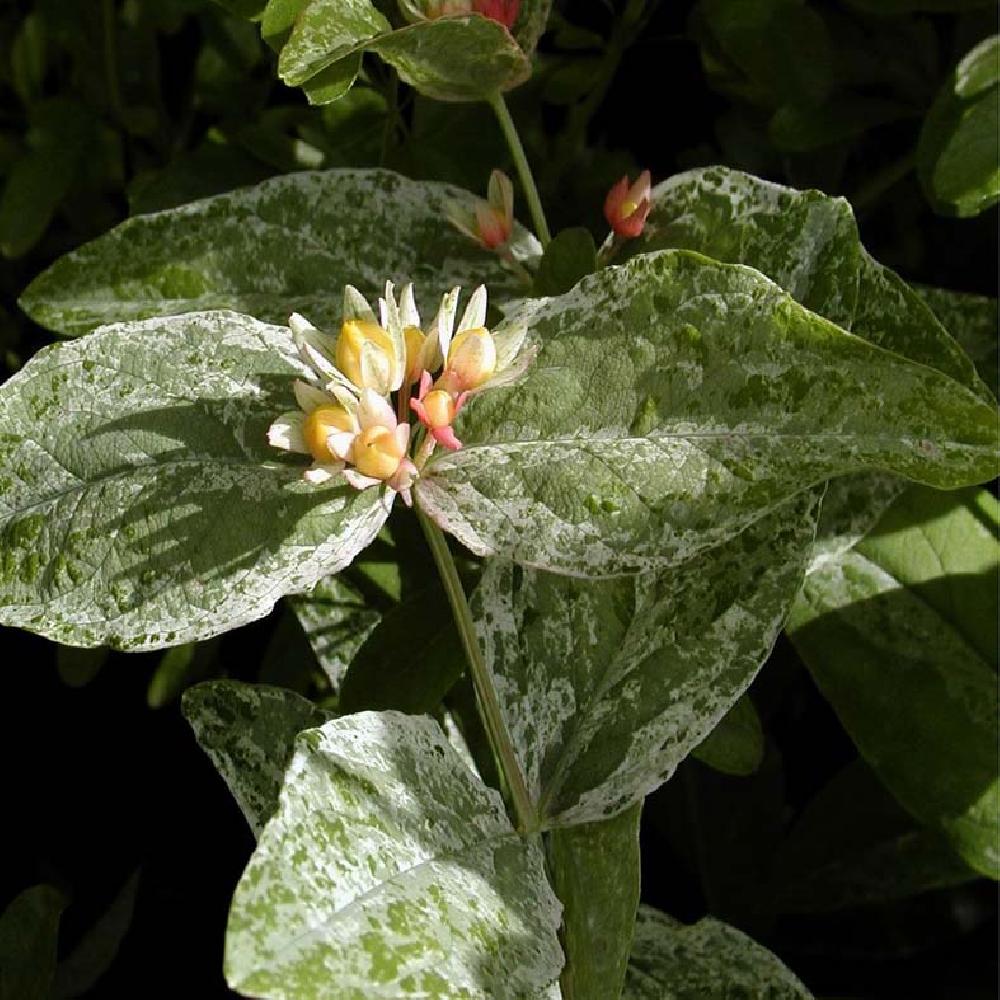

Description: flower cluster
[268,283,533,505]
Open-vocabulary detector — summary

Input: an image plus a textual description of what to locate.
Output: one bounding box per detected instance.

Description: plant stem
[489,93,552,248]
[417,507,537,833]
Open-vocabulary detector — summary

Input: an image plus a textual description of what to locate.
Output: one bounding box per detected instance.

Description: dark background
[1,0,997,996]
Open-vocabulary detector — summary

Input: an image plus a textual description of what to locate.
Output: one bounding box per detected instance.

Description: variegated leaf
[279,10,531,103]
[418,251,997,576]
[225,712,563,998]
[623,906,813,999]
[616,166,990,569]
[0,312,388,650]
[19,169,539,337]
[182,680,331,838]
[471,493,819,827]
[622,166,985,396]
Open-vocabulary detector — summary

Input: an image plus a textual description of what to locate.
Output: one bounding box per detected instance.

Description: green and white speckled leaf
[618,167,991,564]
[226,711,563,998]
[917,285,998,397]
[418,251,998,576]
[370,18,531,102]
[471,494,819,827]
[623,167,985,396]
[547,804,641,1000]
[280,14,531,104]
[0,311,389,650]
[789,486,1000,878]
[183,680,330,837]
[19,169,539,337]
[277,0,390,86]
[289,575,380,692]
[622,906,812,999]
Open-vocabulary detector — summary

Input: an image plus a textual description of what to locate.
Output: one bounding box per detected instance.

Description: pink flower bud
[604,170,652,239]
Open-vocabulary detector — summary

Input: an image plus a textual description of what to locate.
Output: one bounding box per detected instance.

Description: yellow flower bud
[353,425,405,481]
[421,390,457,429]
[404,324,426,383]
[303,405,356,463]
[335,319,396,391]
[444,327,496,391]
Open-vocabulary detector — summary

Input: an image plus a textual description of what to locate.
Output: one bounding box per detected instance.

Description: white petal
[288,312,318,337]
[304,462,344,484]
[327,430,357,461]
[293,379,332,414]
[457,285,488,333]
[343,284,377,323]
[343,469,382,491]
[358,387,397,431]
[268,411,308,453]
[299,337,339,382]
[399,283,420,329]
[492,322,529,372]
[326,381,360,413]
[432,286,460,366]
[359,342,392,396]
[381,280,406,392]
[472,343,538,395]
[394,422,411,454]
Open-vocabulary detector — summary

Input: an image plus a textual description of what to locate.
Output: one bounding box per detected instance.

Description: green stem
[489,93,552,248]
[417,507,537,833]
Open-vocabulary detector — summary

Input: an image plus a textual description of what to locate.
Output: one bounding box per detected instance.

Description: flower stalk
[418,507,538,833]
[488,92,552,247]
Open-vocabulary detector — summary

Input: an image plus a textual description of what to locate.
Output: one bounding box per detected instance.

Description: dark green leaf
[0,885,66,1000]
[691,694,764,776]
[339,585,465,714]
[771,761,976,913]
[788,486,1000,876]
[533,227,597,297]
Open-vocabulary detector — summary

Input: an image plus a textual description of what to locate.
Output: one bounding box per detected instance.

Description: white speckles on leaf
[0,311,390,650]
[225,712,563,998]
[418,250,997,577]
[472,493,820,827]
[20,169,539,338]
[623,906,813,999]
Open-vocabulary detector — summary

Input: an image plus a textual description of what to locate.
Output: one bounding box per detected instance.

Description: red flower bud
[473,0,519,29]
[604,170,652,239]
